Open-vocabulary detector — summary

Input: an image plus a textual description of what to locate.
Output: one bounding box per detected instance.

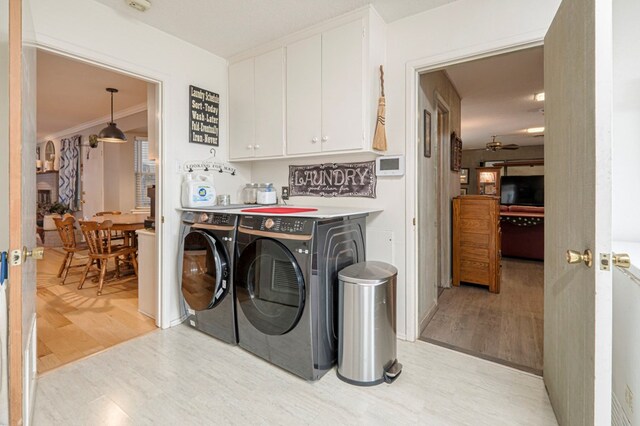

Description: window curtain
[58,135,81,210]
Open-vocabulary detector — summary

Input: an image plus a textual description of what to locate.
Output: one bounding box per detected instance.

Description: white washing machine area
[178,208,371,380]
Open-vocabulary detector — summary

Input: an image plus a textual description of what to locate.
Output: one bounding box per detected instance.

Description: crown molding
[39,102,147,142]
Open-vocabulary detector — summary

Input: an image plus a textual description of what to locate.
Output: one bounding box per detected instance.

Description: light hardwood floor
[421,258,543,375]
[37,247,157,374]
[33,325,557,425]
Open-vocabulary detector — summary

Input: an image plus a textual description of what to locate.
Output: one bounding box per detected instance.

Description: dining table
[91,213,147,248]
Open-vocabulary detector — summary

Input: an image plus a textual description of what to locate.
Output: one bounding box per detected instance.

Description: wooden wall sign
[189,85,219,146]
[451,131,462,171]
[289,161,377,198]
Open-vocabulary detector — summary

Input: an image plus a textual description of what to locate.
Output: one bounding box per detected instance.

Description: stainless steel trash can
[337,261,402,386]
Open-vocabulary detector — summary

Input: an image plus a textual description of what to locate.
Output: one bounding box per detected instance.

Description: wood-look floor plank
[37,247,156,374]
[421,258,544,374]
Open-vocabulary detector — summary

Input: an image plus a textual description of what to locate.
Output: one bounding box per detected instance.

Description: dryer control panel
[239,216,314,235]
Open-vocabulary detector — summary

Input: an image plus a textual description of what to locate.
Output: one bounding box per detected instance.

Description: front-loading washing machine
[179,211,238,344]
[234,214,367,380]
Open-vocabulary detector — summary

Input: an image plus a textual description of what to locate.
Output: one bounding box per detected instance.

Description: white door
[4,0,39,423]
[544,0,612,423]
[321,19,364,152]
[229,58,255,160]
[286,35,322,156]
[254,48,285,158]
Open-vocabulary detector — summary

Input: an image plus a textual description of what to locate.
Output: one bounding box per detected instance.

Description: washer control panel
[240,216,313,235]
[182,211,235,226]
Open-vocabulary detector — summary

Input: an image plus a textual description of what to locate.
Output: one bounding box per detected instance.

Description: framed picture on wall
[460,168,469,184]
[423,110,431,158]
[460,187,468,195]
[450,131,462,171]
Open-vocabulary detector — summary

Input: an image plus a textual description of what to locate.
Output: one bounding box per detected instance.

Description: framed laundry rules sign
[289,161,377,198]
[189,85,219,146]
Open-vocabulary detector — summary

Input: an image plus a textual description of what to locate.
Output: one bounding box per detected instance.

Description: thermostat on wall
[376,155,405,176]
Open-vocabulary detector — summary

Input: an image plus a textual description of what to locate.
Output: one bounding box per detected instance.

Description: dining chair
[78,220,138,296]
[95,210,124,242]
[53,216,88,284]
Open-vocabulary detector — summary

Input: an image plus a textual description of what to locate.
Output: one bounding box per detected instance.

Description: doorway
[35,49,160,374]
[416,46,546,375]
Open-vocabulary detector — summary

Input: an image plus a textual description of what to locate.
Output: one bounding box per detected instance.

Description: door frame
[404,34,546,341]
[434,92,450,293]
[8,0,23,423]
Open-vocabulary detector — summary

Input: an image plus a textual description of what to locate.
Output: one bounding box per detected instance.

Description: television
[500,175,544,206]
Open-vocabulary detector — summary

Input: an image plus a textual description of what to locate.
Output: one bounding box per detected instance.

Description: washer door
[236,238,305,336]
[181,230,228,311]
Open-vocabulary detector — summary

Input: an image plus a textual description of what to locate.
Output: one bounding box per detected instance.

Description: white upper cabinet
[286,35,322,155]
[229,58,255,160]
[254,48,285,158]
[229,8,385,161]
[229,49,285,160]
[321,20,364,153]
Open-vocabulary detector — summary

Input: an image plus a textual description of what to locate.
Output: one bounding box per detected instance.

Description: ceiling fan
[485,136,519,151]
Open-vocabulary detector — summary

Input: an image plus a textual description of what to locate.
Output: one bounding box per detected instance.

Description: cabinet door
[229,58,255,159]
[254,48,285,158]
[286,35,322,155]
[321,19,364,152]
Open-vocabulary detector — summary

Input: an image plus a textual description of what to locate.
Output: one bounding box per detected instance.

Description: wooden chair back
[53,216,77,250]
[95,211,122,216]
[79,220,113,256]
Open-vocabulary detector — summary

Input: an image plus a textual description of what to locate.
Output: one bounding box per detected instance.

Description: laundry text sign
[289,161,376,198]
[189,85,219,146]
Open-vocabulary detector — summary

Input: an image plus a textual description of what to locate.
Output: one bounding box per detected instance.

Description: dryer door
[181,230,229,311]
[236,238,305,335]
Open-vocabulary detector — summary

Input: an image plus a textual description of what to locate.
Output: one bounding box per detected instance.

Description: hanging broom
[372,65,387,152]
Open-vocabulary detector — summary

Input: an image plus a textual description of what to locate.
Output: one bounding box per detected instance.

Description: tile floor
[33,325,557,425]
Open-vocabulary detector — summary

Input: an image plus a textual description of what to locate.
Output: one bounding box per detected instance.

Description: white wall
[612,0,640,243]
[26,0,252,327]
[612,0,640,423]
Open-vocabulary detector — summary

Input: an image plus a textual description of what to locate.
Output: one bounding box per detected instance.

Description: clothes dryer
[179,211,238,344]
[234,214,366,380]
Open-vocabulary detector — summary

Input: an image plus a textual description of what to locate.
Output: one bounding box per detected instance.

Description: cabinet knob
[247,145,253,149]
[312,137,319,143]
[321,136,329,142]
[254,144,260,150]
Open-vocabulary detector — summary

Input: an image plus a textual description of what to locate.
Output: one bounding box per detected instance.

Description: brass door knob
[566,249,593,268]
[612,253,631,269]
[23,246,44,261]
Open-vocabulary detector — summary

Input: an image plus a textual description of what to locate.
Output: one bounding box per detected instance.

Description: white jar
[256,183,277,205]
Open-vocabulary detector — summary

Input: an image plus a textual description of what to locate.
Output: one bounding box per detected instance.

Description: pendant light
[98,88,127,143]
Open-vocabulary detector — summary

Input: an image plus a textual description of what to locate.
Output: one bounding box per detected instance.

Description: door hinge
[161,216,165,224]
[413,217,416,226]
[599,253,610,271]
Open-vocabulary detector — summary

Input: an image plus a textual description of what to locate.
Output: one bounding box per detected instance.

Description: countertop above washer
[177,205,382,218]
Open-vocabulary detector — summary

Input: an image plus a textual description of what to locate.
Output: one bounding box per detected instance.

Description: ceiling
[91,0,457,58]
[442,46,545,150]
[37,50,148,140]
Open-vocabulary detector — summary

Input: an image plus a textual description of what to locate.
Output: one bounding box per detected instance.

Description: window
[134,138,156,209]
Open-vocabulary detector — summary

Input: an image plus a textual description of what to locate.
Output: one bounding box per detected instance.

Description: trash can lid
[338,261,398,285]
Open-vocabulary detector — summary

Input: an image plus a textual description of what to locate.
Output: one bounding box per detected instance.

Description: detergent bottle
[181,173,217,208]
